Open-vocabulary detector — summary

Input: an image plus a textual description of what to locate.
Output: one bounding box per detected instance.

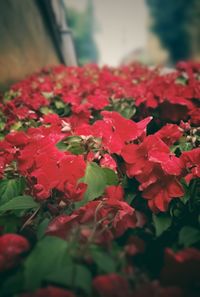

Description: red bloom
[93,274,132,297]
[56,155,86,193]
[141,168,184,212]
[121,135,169,177]
[75,112,151,154]
[105,185,124,200]
[124,235,145,256]
[189,108,200,126]
[87,89,109,110]
[181,148,200,183]
[5,131,29,147]
[101,111,151,144]
[21,286,76,297]
[100,154,117,171]
[47,198,137,242]
[7,128,87,200]
[0,234,30,272]
[63,182,87,202]
[42,113,63,128]
[69,103,91,128]
[161,248,200,288]
[122,135,184,211]
[0,139,16,178]
[148,151,183,176]
[155,124,183,146]
[46,214,79,239]
[32,154,86,201]
[131,282,184,297]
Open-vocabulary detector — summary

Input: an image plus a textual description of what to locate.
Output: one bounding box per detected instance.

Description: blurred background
[0,0,200,90]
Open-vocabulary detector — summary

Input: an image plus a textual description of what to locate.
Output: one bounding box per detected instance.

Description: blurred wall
[0,0,60,91]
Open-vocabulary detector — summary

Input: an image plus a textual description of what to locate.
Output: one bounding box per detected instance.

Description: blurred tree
[66,0,99,65]
[146,0,196,64]
[187,0,200,61]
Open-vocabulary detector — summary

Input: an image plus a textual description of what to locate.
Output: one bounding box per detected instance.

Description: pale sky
[65,0,148,66]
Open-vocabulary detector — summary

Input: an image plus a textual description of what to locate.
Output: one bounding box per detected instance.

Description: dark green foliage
[146,0,192,63]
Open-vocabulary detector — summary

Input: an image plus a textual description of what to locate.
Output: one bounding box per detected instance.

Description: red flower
[189,108,200,126]
[122,135,184,211]
[101,111,151,144]
[121,135,169,177]
[105,185,124,200]
[32,154,86,201]
[93,119,123,154]
[21,286,76,297]
[47,198,137,242]
[63,182,87,202]
[161,248,200,288]
[155,124,183,146]
[8,127,87,200]
[141,169,184,212]
[42,113,62,127]
[124,235,145,256]
[100,154,117,171]
[75,112,151,154]
[148,151,183,176]
[93,274,132,297]
[0,234,30,272]
[69,103,91,128]
[56,155,86,193]
[5,131,29,147]
[87,89,109,110]
[131,281,184,297]
[181,148,200,183]
[0,139,16,178]
[46,214,79,239]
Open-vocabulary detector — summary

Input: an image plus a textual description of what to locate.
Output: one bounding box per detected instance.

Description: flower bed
[0,62,199,297]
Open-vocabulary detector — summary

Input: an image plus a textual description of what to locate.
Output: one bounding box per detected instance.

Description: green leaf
[74,264,92,295]
[153,213,172,237]
[54,100,66,109]
[181,179,190,204]
[91,248,116,273]
[41,91,54,99]
[0,214,20,233]
[10,121,22,131]
[46,256,74,287]
[39,106,53,115]
[102,168,119,186]
[24,236,68,290]
[0,195,39,212]
[80,162,107,203]
[56,141,69,151]
[56,136,84,155]
[3,90,19,102]
[52,101,71,116]
[0,177,26,204]
[0,121,5,132]
[107,98,136,119]
[180,142,193,152]
[0,269,24,296]
[68,143,85,155]
[76,163,120,208]
[120,106,136,119]
[47,262,92,294]
[179,226,200,247]
[37,218,50,240]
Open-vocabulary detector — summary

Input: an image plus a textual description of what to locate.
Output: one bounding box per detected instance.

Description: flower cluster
[0,62,199,296]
